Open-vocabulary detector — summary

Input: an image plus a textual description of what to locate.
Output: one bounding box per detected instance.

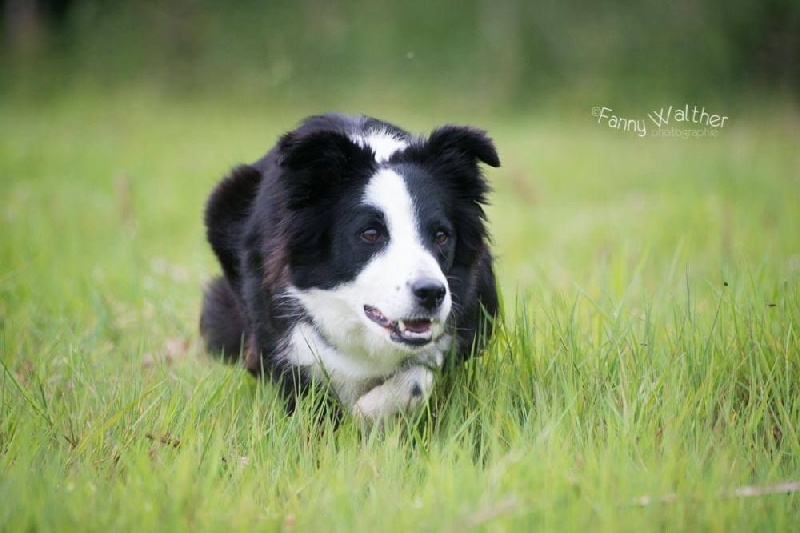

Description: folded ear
[425,125,501,168]
[204,165,262,289]
[277,130,375,208]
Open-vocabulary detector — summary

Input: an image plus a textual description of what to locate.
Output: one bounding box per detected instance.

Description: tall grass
[1,91,798,531]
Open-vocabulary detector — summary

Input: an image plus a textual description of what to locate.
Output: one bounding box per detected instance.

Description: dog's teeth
[397,320,406,332]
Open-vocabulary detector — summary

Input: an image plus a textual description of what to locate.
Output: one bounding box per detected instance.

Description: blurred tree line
[2,0,798,105]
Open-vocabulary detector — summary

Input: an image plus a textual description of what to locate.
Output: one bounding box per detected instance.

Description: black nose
[411,278,447,311]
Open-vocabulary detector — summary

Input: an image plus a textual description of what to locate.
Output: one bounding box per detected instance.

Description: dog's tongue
[400,319,432,333]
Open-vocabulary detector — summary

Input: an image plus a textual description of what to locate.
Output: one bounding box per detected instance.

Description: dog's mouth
[363,305,437,347]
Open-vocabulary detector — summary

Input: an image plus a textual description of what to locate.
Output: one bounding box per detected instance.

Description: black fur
[200,113,500,410]
[199,276,245,361]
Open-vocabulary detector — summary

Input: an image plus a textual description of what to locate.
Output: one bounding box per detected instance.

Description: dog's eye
[433,230,449,245]
[360,227,383,243]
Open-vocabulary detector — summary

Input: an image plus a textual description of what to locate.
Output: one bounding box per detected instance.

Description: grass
[1,89,799,531]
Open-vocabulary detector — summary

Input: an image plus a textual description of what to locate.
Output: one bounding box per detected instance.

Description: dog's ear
[425,126,500,169]
[205,165,262,289]
[415,125,499,210]
[402,124,499,208]
[277,130,375,208]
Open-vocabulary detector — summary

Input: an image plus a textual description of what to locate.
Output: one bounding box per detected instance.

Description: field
[1,90,799,531]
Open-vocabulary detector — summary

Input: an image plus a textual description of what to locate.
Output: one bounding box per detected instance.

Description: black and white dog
[200,113,500,422]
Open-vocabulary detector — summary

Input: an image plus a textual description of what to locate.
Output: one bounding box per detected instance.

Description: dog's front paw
[352,365,434,423]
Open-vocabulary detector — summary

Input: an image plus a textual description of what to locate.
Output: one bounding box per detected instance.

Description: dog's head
[207,119,499,361]
[278,123,499,357]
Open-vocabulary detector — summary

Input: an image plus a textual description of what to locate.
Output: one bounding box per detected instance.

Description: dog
[200,113,500,422]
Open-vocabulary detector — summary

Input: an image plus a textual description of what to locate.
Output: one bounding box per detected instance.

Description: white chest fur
[283,322,450,419]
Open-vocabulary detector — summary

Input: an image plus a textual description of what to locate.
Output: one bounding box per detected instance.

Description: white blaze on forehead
[360,167,450,310]
[363,168,420,246]
[351,131,408,163]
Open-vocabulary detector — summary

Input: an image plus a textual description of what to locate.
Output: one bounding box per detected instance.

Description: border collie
[200,113,500,422]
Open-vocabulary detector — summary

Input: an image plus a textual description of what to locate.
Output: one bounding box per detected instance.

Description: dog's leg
[352,365,434,422]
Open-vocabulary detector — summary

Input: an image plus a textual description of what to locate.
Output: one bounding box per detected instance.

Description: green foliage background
[3,0,799,107]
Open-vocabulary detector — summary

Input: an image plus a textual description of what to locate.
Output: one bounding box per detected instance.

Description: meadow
[1,89,798,531]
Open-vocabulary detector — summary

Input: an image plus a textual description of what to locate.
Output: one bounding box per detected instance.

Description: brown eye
[434,230,449,245]
[361,227,383,243]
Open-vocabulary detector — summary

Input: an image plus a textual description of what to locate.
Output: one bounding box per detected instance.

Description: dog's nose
[411,278,447,311]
